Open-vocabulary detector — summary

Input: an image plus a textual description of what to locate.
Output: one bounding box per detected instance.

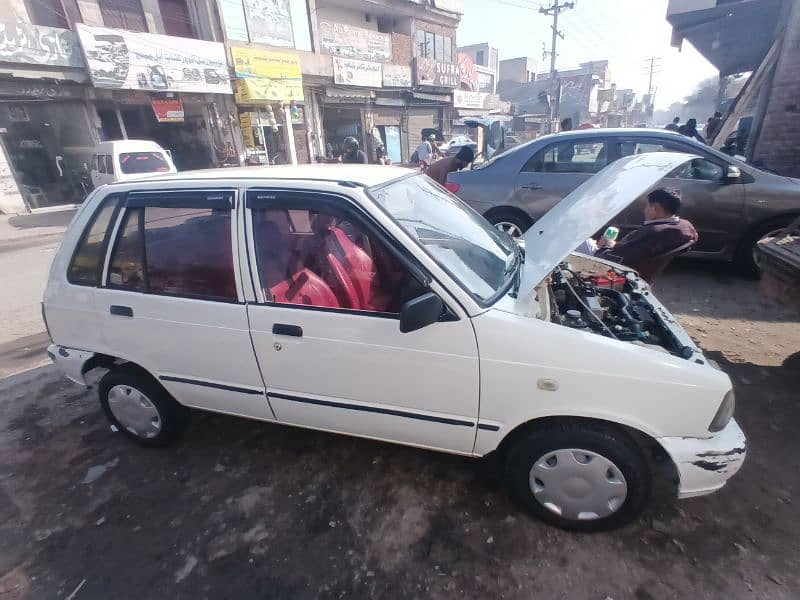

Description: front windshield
[370,175,517,303]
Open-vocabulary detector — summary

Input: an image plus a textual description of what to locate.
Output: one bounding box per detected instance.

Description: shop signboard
[239,112,256,147]
[319,22,391,62]
[333,57,382,88]
[75,24,232,94]
[456,52,478,92]
[453,90,500,111]
[151,97,185,122]
[243,0,294,47]
[0,22,85,68]
[231,47,303,103]
[414,58,458,88]
[382,65,411,88]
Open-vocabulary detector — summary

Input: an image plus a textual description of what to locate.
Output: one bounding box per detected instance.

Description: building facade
[498,56,537,85]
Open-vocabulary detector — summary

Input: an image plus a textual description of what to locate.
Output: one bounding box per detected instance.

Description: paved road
[0,261,799,600]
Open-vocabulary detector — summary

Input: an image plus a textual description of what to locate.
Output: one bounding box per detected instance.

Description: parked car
[756,215,800,309]
[440,135,478,158]
[90,140,177,188]
[447,128,800,275]
[45,159,745,532]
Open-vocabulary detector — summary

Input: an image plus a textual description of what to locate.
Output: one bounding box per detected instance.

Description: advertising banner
[415,58,458,88]
[0,22,85,68]
[243,0,294,47]
[319,22,391,62]
[333,57,382,88]
[239,112,256,147]
[456,52,478,92]
[151,97,185,122]
[382,64,411,88]
[453,90,499,110]
[231,46,303,102]
[76,24,231,94]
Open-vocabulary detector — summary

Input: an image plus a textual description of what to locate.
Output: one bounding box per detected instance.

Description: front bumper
[47,344,95,386]
[658,418,746,499]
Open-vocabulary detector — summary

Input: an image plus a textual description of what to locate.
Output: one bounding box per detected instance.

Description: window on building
[415,29,454,62]
[99,0,147,32]
[68,198,120,286]
[251,206,412,313]
[24,0,69,28]
[158,0,196,38]
[476,50,485,66]
[443,36,452,64]
[108,205,237,300]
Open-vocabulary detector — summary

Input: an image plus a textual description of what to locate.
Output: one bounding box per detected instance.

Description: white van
[90,140,176,187]
[43,157,745,531]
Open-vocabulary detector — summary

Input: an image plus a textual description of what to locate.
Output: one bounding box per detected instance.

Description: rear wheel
[506,422,650,532]
[486,209,533,239]
[99,366,189,447]
[736,216,796,277]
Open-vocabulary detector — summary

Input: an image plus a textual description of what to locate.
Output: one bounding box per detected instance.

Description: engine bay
[546,261,694,359]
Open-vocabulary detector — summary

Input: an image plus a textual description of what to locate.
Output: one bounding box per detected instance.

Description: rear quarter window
[119,152,171,174]
[67,197,120,286]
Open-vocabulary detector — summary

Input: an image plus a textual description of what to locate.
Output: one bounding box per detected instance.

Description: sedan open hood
[518,152,695,297]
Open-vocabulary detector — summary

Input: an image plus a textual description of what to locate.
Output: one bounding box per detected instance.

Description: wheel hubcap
[529,448,628,521]
[107,385,162,439]
[495,221,523,238]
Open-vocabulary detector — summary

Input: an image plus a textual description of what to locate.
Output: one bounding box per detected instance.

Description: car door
[513,137,610,221]
[94,189,273,420]
[244,188,480,454]
[609,138,745,254]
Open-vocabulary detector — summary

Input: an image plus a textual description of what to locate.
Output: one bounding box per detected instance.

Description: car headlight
[709,390,735,432]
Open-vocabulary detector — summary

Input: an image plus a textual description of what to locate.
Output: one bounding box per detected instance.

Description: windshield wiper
[508,244,524,298]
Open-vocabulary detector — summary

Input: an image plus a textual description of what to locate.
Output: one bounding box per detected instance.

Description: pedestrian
[415,134,437,169]
[677,118,705,144]
[341,136,368,164]
[425,146,475,186]
[375,142,389,165]
[560,117,573,132]
[665,116,680,132]
[705,111,723,141]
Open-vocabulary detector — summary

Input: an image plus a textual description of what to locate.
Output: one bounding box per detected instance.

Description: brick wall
[392,33,412,66]
[752,0,800,177]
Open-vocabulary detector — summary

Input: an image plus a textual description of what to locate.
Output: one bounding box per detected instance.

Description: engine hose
[595,288,644,335]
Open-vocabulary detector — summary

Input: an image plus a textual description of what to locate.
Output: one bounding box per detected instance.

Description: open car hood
[518,152,695,297]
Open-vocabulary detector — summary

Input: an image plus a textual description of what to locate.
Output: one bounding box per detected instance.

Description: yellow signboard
[231,46,303,103]
[239,112,256,147]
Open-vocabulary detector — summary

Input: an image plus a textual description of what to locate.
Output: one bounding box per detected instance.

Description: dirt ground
[1,260,798,600]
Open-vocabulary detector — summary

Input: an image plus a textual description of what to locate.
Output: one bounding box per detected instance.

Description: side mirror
[726,165,741,181]
[400,292,443,333]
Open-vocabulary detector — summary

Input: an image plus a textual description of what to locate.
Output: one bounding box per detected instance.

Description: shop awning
[325,87,374,102]
[0,67,87,84]
[412,91,452,102]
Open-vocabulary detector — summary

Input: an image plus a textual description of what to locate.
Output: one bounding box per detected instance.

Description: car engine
[547,262,694,358]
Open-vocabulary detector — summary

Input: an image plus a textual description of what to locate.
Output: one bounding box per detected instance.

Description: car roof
[540,128,693,141]
[129,164,417,187]
[95,140,165,152]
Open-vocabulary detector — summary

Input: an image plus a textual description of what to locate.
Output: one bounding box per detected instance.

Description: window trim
[245,188,445,319]
[102,189,241,303]
[522,137,609,174]
[67,194,122,287]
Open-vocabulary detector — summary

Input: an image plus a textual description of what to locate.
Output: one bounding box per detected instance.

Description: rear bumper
[658,418,746,499]
[47,344,95,386]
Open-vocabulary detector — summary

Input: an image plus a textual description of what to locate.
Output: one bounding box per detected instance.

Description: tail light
[445,182,460,193]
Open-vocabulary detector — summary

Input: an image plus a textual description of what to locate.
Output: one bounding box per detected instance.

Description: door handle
[272,324,302,337]
[110,305,133,317]
[521,183,543,190]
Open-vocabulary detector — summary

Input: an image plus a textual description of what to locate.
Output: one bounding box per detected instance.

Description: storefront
[410,58,457,156]
[0,22,94,212]
[231,46,306,166]
[75,24,236,171]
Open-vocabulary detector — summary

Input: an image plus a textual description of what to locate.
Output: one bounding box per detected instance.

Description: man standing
[415,134,437,167]
[678,118,706,143]
[595,188,698,280]
[341,136,367,164]
[425,146,475,186]
[665,117,680,131]
[705,111,723,142]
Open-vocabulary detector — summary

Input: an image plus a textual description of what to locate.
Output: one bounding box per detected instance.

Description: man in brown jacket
[595,188,698,280]
[425,146,474,186]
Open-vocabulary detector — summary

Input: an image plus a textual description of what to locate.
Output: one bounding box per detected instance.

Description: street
[1,256,798,600]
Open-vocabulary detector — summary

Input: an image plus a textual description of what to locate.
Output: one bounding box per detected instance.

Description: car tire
[487,209,533,238]
[506,422,651,532]
[98,366,189,447]
[735,216,796,278]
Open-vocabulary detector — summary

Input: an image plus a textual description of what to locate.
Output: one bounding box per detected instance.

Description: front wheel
[487,209,533,239]
[506,422,651,532]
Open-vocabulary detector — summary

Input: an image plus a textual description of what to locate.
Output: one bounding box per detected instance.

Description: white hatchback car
[44,155,745,531]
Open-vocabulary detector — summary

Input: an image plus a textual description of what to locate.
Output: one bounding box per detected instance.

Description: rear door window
[68,196,120,286]
[107,193,237,301]
[523,139,608,174]
[104,155,114,175]
[98,155,107,174]
[119,152,170,174]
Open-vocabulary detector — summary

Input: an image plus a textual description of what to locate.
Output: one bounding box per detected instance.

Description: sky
[457,0,718,109]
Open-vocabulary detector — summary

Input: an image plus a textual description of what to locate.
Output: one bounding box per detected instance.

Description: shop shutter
[159,0,195,38]
[407,110,435,154]
[99,0,147,32]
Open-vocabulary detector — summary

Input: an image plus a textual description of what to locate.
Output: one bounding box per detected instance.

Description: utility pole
[540,1,574,131]
[643,57,662,97]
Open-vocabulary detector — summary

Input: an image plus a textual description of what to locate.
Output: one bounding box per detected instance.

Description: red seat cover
[325,227,390,311]
[325,253,361,309]
[269,268,340,307]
